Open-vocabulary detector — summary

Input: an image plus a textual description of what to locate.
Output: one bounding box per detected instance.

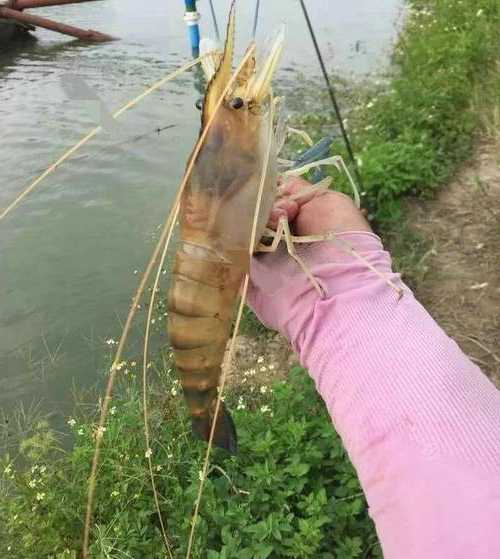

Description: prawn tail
[191,403,237,454]
[167,246,244,455]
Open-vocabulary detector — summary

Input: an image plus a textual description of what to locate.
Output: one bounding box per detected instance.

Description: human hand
[248,177,390,345]
[267,176,372,236]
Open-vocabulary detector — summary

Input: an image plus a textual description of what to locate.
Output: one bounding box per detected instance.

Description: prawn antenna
[298,0,364,192]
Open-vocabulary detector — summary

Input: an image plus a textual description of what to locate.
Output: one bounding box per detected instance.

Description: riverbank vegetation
[2,1,500,557]
[330,0,500,226]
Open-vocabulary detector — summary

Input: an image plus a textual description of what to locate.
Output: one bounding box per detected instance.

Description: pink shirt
[249,231,500,558]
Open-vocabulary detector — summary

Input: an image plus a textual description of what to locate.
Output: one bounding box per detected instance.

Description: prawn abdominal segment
[168,246,242,453]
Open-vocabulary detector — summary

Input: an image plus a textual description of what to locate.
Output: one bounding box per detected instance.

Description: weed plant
[1,368,380,558]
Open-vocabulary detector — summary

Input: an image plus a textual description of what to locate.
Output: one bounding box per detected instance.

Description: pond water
[0,0,403,422]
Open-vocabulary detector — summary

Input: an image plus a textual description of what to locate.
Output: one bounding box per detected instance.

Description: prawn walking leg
[257,217,404,299]
[257,216,326,298]
[285,154,361,208]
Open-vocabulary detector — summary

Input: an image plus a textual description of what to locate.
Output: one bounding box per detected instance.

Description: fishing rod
[298,0,364,191]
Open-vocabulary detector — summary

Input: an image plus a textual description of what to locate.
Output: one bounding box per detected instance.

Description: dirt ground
[404,141,500,387]
[226,331,297,388]
[227,141,500,390]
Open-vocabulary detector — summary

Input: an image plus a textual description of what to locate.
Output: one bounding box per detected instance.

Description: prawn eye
[231,97,244,109]
[195,98,203,110]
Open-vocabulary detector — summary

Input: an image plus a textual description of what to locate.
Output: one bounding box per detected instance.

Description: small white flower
[260,385,268,394]
[115,361,126,371]
[366,101,374,109]
[171,387,178,396]
[95,426,107,438]
[133,269,139,274]
[67,418,76,427]
[167,453,173,459]
[131,361,137,367]
[111,490,120,497]
[28,479,37,488]
[3,464,12,476]
[106,338,116,346]
[259,366,267,372]
[260,405,271,413]
[156,465,163,472]
[110,406,117,415]
[476,9,483,16]
[36,492,45,501]
[145,448,153,459]
[257,356,264,364]
[39,465,46,474]
[268,364,275,371]
[151,318,156,325]
[77,428,84,436]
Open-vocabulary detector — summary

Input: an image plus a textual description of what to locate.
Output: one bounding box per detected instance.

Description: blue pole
[184,0,201,58]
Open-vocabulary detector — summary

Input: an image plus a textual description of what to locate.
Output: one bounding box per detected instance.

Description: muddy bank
[402,141,500,386]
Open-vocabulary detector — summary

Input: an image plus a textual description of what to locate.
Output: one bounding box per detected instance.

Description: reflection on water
[0,0,403,422]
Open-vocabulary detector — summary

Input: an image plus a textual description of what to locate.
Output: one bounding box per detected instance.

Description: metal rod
[298,0,364,191]
[0,6,115,41]
[252,0,260,39]
[207,0,220,42]
[12,0,101,10]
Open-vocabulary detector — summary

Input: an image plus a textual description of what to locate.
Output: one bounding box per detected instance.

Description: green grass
[1,368,379,559]
[299,0,500,225]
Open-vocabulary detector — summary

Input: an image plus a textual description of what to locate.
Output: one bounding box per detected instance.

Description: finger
[267,197,299,229]
[278,176,328,208]
[277,176,312,198]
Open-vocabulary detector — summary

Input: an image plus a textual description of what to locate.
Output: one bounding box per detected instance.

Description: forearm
[250,232,500,558]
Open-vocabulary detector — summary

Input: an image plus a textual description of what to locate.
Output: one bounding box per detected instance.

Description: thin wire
[298,0,364,192]
[252,0,260,39]
[142,202,180,559]
[208,0,221,42]
[7,125,176,185]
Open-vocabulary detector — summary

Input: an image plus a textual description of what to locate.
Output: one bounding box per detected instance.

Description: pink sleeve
[249,232,500,558]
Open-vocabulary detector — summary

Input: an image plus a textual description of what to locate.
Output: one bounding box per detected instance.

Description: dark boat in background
[0,16,35,42]
[0,0,115,44]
